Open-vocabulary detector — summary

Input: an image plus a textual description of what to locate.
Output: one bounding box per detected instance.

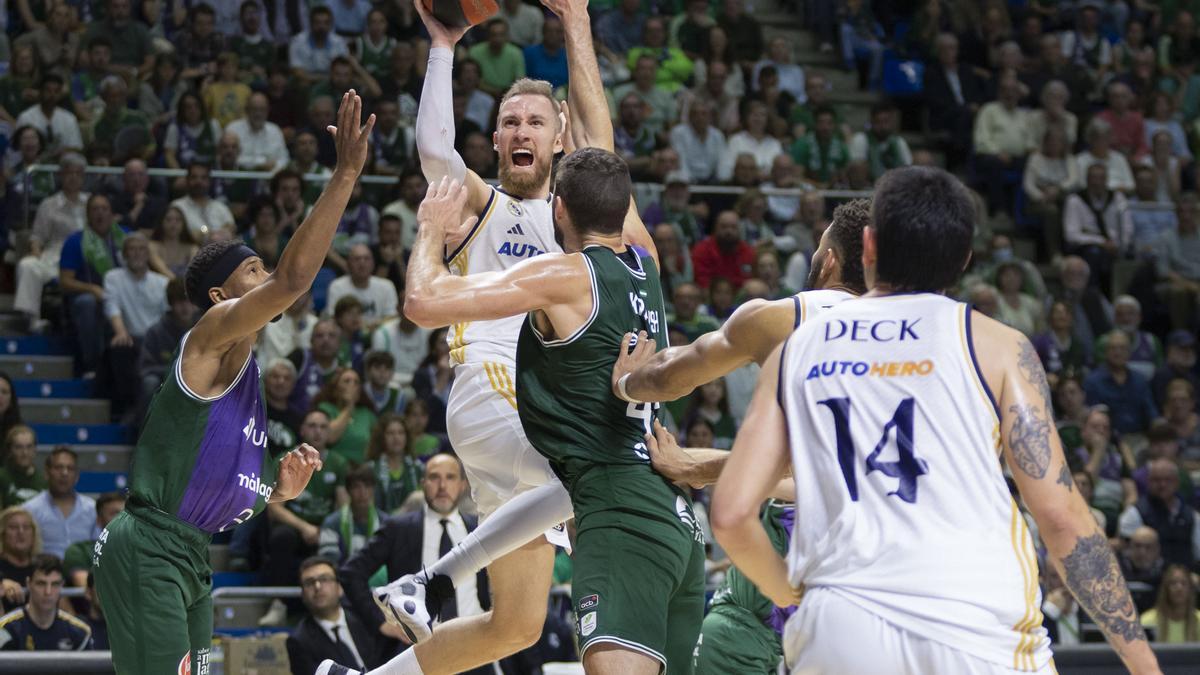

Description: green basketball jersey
[516,246,668,483]
[710,503,792,624]
[129,337,279,534]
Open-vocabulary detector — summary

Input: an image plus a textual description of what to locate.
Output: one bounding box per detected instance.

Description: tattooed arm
[975,315,1160,674]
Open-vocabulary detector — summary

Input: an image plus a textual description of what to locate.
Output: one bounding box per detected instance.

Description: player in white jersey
[317,2,655,675]
[712,166,1160,675]
[611,199,870,485]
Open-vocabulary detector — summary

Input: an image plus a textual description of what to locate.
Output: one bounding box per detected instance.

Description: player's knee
[486,608,544,649]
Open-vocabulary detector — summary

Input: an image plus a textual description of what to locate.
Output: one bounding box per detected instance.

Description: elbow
[710,496,758,544]
[1034,500,1096,544]
[403,291,443,329]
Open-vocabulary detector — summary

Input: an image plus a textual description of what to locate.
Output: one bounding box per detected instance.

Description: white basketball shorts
[784,587,1057,675]
[446,363,570,548]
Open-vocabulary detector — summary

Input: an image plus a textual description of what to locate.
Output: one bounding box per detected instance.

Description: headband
[196,244,258,310]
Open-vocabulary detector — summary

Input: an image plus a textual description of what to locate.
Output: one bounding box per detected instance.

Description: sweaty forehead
[499,95,557,122]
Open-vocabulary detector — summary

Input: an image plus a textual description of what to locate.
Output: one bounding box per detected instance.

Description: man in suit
[338,454,496,674]
[923,32,985,169]
[287,556,383,675]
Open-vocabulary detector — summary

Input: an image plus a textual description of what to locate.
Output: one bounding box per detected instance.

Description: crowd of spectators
[0,0,1193,663]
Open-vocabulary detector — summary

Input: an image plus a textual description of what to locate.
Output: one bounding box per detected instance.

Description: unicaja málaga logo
[243,417,268,449]
[237,472,273,501]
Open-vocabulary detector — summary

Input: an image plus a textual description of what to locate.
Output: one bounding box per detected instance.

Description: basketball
[422,0,499,28]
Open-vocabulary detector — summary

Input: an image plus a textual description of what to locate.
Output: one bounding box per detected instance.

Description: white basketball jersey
[779,293,1051,671]
[445,186,561,368]
[794,288,855,326]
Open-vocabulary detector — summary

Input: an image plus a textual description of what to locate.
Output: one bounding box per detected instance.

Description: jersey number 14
[819,397,929,504]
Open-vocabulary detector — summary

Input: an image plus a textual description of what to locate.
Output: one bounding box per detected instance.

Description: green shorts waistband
[126,499,211,552]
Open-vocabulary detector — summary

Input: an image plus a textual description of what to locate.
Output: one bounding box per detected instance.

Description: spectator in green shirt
[626,16,694,94]
[404,398,441,459]
[790,106,850,187]
[62,492,124,588]
[788,72,848,139]
[668,282,721,342]
[0,426,45,508]
[367,414,424,514]
[467,19,526,96]
[315,367,378,466]
[83,0,152,76]
[88,76,153,158]
[230,1,276,85]
[262,408,350,608]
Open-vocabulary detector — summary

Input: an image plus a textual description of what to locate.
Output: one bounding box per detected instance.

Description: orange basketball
[423,0,499,28]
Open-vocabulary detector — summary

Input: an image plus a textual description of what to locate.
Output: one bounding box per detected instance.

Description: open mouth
[512,148,534,167]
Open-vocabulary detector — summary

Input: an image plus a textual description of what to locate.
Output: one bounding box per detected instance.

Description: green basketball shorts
[93,503,213,675]
[569,466,706,674]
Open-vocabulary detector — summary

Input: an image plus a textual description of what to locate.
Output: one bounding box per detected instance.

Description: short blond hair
[0,507,42,558]
[498,78,561,130]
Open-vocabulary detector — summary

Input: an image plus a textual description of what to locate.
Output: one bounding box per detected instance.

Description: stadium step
[30,423,133,445]
[214,572,257,589]
[0,335,70,356]
[21,398,110,424]
[75,471,127,493]
[0,355,74,380]
[15,378,94,399]
[37,445,132,472]
[0,312,26,338]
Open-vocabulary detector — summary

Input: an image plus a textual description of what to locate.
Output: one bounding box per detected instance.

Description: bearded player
[318,2,654,675]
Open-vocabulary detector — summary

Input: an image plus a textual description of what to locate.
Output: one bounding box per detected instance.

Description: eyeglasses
[300,575,337,590]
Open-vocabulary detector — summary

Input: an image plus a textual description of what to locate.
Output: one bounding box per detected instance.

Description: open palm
[328,90,376,176]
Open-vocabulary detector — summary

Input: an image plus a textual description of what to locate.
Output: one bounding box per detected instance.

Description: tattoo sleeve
[1057,463,1073,492]
[1060,533,1147,645]
[1008,404,1052,479]
[1017,339,1054,415]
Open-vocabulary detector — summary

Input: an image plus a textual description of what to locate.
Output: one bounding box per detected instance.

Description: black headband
[197,244,258,310]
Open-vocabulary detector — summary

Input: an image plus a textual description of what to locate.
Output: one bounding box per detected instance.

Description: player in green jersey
[92,92,373,675]
[397,152,702,675]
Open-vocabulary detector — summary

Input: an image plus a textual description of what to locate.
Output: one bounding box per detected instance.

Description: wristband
[616,373,643,404]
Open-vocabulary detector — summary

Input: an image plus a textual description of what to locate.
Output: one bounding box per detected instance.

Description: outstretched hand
[414,0,471,49]
[612,330,656,401]
[328,90,376,177]
[418,177,476,244]
[272,443,323,502]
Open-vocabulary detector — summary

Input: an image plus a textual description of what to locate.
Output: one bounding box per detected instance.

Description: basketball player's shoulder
[965,303,1027,382]
[718,297,798,363]
[727,296,794,337]
[968,305,1026,350]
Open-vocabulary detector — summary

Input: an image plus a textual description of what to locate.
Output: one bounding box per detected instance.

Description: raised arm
[613,298,789,402]
[554,100,652,261]
[543,0,612,151]
[190,92,374,351]
[710,345,802,608]
[404,178,589,328]
[977,316,1160,674]
[413,0,490,214]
